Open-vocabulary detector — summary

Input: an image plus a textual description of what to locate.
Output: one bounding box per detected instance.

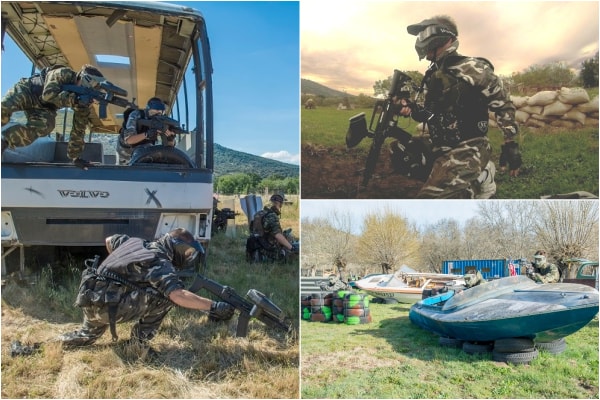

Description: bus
[1,1,214,274]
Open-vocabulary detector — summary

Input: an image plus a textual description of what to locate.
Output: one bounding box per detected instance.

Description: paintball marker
[137,115,186,139]
[62,81,135,119]
[346,69,415,187]
[185,273,291,337]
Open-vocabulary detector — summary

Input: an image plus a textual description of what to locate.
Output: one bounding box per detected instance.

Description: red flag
[508,260,517,276]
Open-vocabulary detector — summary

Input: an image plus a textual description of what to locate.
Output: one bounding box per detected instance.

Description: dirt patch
[301,144,424,198]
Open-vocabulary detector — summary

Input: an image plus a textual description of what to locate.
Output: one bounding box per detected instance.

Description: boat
[409,275,599,342]
[354,267,464,304]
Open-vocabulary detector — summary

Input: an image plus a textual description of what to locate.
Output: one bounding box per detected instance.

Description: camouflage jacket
[101,234,185,298]
[36,66,90,136]
[419,49,518,148]
[531,262,560,284]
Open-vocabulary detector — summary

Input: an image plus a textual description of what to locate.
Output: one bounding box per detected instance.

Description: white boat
[355,266,464,304]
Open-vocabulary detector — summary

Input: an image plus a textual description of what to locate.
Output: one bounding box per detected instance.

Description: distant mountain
[214,143,298,179]
[301,78,356,98]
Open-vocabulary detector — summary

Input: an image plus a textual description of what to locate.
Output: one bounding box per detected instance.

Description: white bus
[2,1,215,273]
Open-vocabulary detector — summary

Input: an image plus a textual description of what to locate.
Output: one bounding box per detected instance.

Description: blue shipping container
[442,259,521,279]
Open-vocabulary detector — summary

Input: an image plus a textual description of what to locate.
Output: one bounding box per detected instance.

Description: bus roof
[1,1,209,133]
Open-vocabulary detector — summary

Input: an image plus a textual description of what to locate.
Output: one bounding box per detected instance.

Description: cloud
[261,150,300,165]
[301,1,599,95]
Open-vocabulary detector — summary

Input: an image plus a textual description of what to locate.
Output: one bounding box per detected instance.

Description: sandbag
[575,96,599,113]
[550,119,578,129]
[510,96,529,108]
[515,110,529,123]
[557,87,590,105]
[542,100,572,116]
[520,105,543,115]
[527,90,557,106]
[584,117,599,126]
[561,109,587,125]
[525,118,547,128]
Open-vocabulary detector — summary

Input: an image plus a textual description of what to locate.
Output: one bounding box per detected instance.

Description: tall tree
[357,207,420,273]
[535,200,599,264]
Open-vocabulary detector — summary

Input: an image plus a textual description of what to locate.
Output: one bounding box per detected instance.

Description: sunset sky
[301,1,599,95]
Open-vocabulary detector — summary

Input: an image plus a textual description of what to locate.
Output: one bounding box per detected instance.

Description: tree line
[215,172,299,195]
[302,55,599,108]
[301,201,598,278]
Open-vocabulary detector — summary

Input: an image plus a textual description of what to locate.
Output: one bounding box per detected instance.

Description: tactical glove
[209,301,235,321]
[57,91,78,107]
[145,129,159,142]
[499,141,522,176]
[291,243,300,254]
[72,157,93,170]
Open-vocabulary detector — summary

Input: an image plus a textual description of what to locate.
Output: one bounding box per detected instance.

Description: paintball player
[58,228,235,348]
[526,250,560,283]
[463,270,486,288]
[397,15,521,198]
[319,274,349,292]
[116,97,176,165]
[1,64,106,169]
[251,194,295,252]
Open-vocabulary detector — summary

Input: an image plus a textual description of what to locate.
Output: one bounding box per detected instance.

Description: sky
[301,1,599,96]
[0,1,300,165]
[300,199,483,234]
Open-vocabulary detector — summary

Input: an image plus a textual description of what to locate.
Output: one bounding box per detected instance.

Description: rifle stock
[346,69,414,187]
[188,274,291,337]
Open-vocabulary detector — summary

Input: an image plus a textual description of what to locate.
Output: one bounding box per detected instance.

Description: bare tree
[356,207,420,272]
[300,210,356,278]
[535,200,599,271]
[477,201,538,259]
[420,218,463,272]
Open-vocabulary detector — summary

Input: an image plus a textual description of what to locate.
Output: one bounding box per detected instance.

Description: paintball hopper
[346,112,369,148]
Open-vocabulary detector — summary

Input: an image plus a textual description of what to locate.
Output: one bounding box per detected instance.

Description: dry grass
[1,195,300,399]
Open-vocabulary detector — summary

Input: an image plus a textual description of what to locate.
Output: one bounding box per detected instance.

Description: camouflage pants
[1,80,85,159]
[60,287,173,346]
[416,136,493,199]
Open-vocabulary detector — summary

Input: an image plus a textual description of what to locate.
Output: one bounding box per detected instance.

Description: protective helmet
[407,17,457,60]
[270,194,284,204]
[328,274,338,284]
[78,64,105,89]
[146,97,166,113]
[159,228,204,269]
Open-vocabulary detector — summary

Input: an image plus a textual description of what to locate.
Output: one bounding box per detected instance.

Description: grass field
[301,107,599,198]
[301,299,599,399]
[1,195,300,399]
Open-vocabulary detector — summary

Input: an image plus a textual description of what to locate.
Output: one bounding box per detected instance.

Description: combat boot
[58,330,99,347]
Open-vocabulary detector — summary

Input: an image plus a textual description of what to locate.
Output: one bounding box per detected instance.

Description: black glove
[209,301,235,321]
[291,243,300,254]
[72,157,92,170]
[500,141,522,175]
[145,129,159,141]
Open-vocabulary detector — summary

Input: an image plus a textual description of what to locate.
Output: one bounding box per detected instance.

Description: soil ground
[301,144,423,199]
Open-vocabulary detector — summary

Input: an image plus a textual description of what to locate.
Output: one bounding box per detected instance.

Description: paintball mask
[533,255,546,265]
[172,237,204,269]
[78,65,105,89]
[408,21,457,60]
[146,97,166,115]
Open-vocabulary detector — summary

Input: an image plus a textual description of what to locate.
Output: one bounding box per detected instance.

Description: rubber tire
[129,145,195,167]
[383,298,399,304]
[493,338,535,353]
[536,338,567,354]
[344,308,371,317]
[439,336,464,348]
[462,341,493,354]
[492,349,539,364]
